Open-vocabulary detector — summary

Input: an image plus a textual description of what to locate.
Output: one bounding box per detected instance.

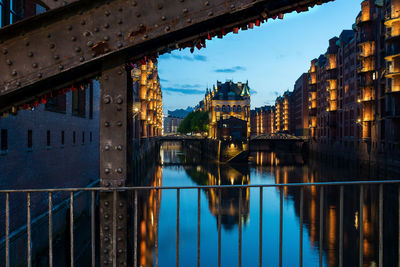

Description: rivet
[104,226,110,231]
[116,97,123,104]
[187,18,192,23]
[49,43,55,49]
[205,1,209,6]
[118,181,123,186]
[165,26,170,32]
[104,249,109,254]
[118,237,122,241]
[28,51,33,57]
[118,226,123,230]
[2,48,8,55]
[117,32,123,37]
[38,73,43,78]
[54,55,60,60]
[136,12,141,17]
[104,121,110,127]
[208,11,214,16]
[132,1,137,6]
[161,16,166,21]
[71,36,77,41]
[68,25,73,31]
[117,42,123,48]
[105,168,111,174]
[87,41,94,47]
[84,31,90,37]
[119,202,124,207]
[105,182,111,187]
[75,47,81,52]
[105,145,110,151]
[157,3,163,9]
[231,4,235,9]
[143,34,148,39]
[80,56,85,62]
[117,121,123,126]
[59,65,64,70]
[104,23,110,29]
[92,52,97,57]
[47,34,52,38]
[81,20,86,25]
[117,168,123,173]
[117,145,123,150]
[104,201,109,206]
[183,8,188,13]
[104,97,111,104]
[17,82,21,87]
[105,10,111,16]
[103,260,108,265]
[32,63,38,68]
[118,19,123,24]
[104,48,110,52]
[6,59,12,65]
[104,36,110,41]
[104,237,109,242]
[118,249,123,253]
[94,27,99,32]
[25,41,30,46]
[11,70,17,76]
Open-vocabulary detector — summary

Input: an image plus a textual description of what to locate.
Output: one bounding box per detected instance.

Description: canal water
[136,142,399,267]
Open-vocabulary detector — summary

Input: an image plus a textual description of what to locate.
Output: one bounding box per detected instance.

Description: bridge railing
[1,180,399,267]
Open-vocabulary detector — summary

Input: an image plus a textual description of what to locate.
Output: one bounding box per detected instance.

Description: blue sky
[158,0,362,112]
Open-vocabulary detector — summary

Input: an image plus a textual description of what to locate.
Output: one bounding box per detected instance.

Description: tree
[178,111,209,134]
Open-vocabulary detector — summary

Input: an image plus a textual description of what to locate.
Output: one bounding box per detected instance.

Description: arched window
[233,105,236,112]
[237,105,242,112]
[222,105,226,112]
[227,105,231,112]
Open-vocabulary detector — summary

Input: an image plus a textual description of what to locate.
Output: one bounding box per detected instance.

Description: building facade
[199,81,251,139]
[251,0,400,168]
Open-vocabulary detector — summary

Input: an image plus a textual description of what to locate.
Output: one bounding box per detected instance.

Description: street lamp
[132,102,141,118]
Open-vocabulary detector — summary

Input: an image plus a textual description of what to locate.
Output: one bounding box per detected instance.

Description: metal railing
[1,180,400,267]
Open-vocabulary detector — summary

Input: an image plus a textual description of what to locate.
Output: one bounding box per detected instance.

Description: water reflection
[136,143,399,267]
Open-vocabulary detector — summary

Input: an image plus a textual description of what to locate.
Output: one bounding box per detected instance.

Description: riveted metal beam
[0,0,333,113]
[99,64,133,266]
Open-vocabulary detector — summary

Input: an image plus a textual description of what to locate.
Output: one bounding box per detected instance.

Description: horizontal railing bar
[0,180,399,193]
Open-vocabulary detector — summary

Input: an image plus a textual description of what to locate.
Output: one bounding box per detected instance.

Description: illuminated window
[237,106,242,112]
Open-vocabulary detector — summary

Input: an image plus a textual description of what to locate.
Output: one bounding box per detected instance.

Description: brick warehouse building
[251,0,400,171]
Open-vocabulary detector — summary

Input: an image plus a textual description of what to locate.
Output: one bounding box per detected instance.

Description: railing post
[99,64,133,267]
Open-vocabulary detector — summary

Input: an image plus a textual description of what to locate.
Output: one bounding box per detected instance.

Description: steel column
[99,64,133,267]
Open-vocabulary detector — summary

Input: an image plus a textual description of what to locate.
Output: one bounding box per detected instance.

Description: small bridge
[250,133,307,152]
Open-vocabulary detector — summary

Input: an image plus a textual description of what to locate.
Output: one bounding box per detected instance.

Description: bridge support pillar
[99,64,133,266]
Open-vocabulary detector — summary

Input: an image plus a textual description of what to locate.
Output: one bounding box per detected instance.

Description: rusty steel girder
[0,0,333,113]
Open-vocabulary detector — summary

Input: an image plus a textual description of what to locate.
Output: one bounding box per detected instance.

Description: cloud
[273,91,280,96]
[159,78,169,82]
[214,66,246,73]
[193,55,207,62]
[161,54,207,62]
[163,87,204,95]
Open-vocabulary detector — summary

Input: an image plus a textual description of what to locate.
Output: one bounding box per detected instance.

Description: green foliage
[178,111,209,134]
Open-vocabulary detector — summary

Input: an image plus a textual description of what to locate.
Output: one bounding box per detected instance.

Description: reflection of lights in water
[230,177,234,185]
[151,211,154,226]
[196,166,202,172]
[355,211,359,230]
[230,143,234,149]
